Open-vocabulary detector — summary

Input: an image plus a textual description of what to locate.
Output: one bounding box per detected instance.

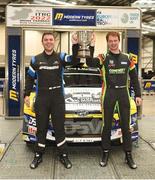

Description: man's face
[42,34,55,52]
[107,35,120,52]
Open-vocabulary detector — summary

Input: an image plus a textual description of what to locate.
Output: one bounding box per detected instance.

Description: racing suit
[73,44,141,152]
[25,51,77,155]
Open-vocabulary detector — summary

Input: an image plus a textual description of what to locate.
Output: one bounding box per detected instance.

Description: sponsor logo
[145,82,151,88]
[28,116,36,126]
[28,126,37,135]
[130,53,138,64]
[55,13,64,20]
[108,59,115,67]
[39,62,47,65]
[9,90,18,101]
[121,12,139,25]
[53,9,96,26]
[53,61,59,65]
[121,13,129,24]
[109,60,114,64]
[121,61,127,65]
[109,68,125,74]
[96,10,112,25]
[129,12,139,24]
[39,65,59,70]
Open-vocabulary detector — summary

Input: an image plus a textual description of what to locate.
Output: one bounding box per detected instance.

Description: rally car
[22,67,138,144]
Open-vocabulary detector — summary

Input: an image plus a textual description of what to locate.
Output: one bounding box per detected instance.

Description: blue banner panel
[127,37,139,98]
[127,38,139,70]
[8,35,20,116]
[53,8,96,26]
[143,80,155,91]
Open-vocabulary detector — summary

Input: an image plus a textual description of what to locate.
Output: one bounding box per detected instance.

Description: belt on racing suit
[108,85,127,89]
[38,86,61,92]
[48,85,61,90]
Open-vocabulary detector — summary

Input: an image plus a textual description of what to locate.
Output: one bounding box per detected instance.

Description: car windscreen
[64,73,102,87]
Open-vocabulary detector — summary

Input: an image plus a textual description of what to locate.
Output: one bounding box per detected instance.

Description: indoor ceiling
[0,0,155,37]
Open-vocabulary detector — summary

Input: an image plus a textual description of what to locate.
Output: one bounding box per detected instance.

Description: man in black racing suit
[24,32,77,169]
[72,31,142,169]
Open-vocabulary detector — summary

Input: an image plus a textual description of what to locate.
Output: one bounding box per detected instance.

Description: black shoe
[30,153,43,169]
[59,154,72,169]
[125,151,137,169]
[100,150,109,167]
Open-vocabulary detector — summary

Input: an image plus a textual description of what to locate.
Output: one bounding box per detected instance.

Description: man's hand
[24,96,30,107]
[135,97,142,106]
[71,32,78,44]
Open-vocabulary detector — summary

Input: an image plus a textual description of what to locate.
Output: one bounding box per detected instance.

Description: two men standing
[25,31,142,170]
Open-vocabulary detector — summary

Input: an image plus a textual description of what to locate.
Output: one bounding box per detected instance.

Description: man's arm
[71,42,104,68]
[72,32,104,68]
[129,61,142,106]
[24,57,36,106]
[59,33,80,67]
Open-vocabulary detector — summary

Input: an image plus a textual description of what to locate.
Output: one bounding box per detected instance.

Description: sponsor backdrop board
[6,5,141,29]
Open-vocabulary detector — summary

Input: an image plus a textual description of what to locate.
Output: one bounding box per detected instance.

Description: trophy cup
[77,31,93,58]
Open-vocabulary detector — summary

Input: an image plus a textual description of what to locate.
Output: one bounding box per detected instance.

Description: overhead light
[142,30,149,34]
[141,8,148,12]
[132,0,155,8]
[77,0,87,2]
[34,0,75,6]
[71,2,77,5]
[142,23,155,34]
[150,7,155,11]
[148,20,155,25]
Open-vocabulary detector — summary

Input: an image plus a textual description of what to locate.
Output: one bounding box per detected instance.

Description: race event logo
[8,7,51,26]
[121,12,139,24]
[121,13,129,24]
[96,10,112,25]
[30,10,51,24]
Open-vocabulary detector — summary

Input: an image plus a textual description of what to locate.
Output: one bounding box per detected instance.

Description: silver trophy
[77,31,93,58]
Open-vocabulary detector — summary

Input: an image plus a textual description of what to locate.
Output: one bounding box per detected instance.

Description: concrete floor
[0,95,155,179]
[0,96,4,116]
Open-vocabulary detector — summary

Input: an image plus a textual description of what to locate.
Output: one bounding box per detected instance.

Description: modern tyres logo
[9,90,18,101]
[53,9,96,26]
[54,13,64,20]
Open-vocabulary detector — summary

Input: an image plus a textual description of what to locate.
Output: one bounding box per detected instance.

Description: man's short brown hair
[42,32,54,42]
[106,32,120,42]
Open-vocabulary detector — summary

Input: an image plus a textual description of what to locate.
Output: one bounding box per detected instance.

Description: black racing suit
[25,51,77,155]
[73,44,141,152]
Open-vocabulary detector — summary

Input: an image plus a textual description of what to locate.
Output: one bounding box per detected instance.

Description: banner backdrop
[6,5,141,29]
[8,35,20,116]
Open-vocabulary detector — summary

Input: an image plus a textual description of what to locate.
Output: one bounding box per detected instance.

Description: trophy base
[77,49,91,58]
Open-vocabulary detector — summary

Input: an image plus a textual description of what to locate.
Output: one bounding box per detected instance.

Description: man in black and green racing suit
[72,31,142,169]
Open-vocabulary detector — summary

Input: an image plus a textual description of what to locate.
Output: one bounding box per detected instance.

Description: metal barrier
[142,79,155,95]
[0,78,5,116]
